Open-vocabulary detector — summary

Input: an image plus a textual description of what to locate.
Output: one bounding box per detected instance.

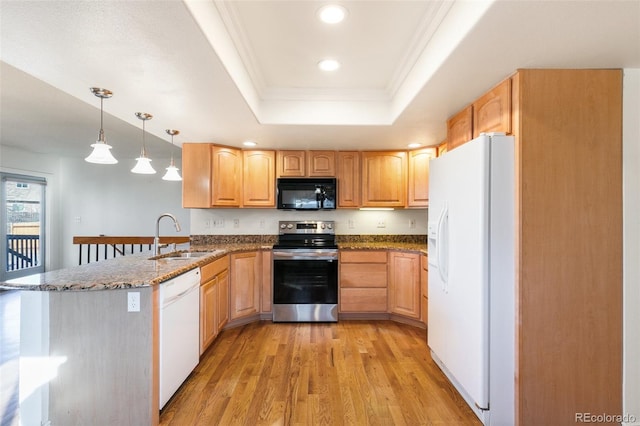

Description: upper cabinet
[307,151,336,176]
[182,144,275,208]
[243,150,275,207]
[444,76,513,152]
[336,151,360,208]
[211,146,242,207]
[473,78,512,138]
[277,150,336,177]
[407,148,435,207]
[182,143,213,208]
[446,105,473,151]
[276,150,306,177]
[361,151,407,208]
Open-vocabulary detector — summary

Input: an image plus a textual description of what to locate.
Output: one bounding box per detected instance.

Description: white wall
[0,146,189,269]
[190,207,428,236]
[623,68,640,425]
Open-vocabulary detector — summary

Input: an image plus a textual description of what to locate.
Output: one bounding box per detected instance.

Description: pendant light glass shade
[85,88,118,164]
[131,112,156,174]
[162,129,182,181]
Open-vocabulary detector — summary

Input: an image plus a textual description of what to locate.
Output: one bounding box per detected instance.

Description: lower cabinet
[229,251,261,321]
[199,255,230,355]
[388,251,421,319]
[339,250,388,312]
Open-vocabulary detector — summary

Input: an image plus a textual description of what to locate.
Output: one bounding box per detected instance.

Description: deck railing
[6,234,40,271]
[73,236,191,265]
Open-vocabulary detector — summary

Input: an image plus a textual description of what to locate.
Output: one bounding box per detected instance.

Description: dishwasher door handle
[162,283,198,308]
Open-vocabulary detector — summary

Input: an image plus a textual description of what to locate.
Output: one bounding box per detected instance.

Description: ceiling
[1,0,639,161]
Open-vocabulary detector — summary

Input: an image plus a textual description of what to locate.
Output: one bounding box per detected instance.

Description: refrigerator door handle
[437,204,449,291]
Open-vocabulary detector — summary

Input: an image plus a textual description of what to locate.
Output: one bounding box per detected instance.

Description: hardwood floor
[160,321,481,425]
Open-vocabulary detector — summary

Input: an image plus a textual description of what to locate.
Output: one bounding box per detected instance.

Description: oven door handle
[272,250,338,261]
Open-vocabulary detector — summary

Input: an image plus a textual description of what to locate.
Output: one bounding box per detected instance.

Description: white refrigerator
[427,133,514,425]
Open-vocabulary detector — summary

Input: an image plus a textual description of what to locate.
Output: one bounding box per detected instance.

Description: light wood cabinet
[408,148,435,207]
[388,251,421,319]
[229,251,261,320]
[181,143,242,208]
[421,254,428,326]
[446,105,473,151]
[436,140,448,157]
[211,146,242,207]
[513,69,623,425]
[276,150,306,177]
[243,150,275,207]
[361,151,407,208]
[336,151,360,207]
[339,251,388,312]
[182,143,212,208]
[473,77,511,138]
[199,255,230,354]
[307,151,336,176]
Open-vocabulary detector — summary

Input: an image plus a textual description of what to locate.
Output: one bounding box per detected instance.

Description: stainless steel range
[272,220,338,322]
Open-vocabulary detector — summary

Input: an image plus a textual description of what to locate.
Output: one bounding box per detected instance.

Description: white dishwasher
[159,267,200,409]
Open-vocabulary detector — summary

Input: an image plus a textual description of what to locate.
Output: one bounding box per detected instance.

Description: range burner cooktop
[273,220,336,250]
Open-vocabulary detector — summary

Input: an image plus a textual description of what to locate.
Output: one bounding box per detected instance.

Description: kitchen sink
[149,251,221,261]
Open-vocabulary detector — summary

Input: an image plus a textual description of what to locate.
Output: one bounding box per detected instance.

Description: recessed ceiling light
[243,140,257,147]
[318,59,340,72]
[408,143,422,148]
[317,5,347,24]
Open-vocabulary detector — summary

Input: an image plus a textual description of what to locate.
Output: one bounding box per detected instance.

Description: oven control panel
[278,220,334,234]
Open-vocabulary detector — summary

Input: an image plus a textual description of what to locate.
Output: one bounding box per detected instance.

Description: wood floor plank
[160,321,481,426]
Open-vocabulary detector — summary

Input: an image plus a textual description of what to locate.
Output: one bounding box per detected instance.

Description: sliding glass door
[0,173,46,281]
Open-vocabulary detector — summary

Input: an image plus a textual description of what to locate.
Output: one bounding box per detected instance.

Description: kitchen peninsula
[0,237,426,426]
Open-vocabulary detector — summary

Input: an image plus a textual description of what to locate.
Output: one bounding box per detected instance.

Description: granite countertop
[0,244,268,292]
[0,240,425,292]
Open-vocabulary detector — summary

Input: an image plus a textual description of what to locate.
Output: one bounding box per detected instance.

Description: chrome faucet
[155,213,181,255]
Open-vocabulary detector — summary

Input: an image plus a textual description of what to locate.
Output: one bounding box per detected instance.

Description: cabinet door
[336,151,360,207]
[200,278,218,354]
[389,252,421,319]
[182,143,212,208]
[211,146,242,207]
[217,269,229,331]
[230,251,261,320]
[361,151,407,207]
[277,151,306,177]
[473,78,511,138]
[408,148,435,207]
[307,151,336,176]
[447,105,473,151]
[243,150,275,207]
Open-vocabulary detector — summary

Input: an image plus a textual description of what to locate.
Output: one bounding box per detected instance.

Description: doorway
[0,173,46,281]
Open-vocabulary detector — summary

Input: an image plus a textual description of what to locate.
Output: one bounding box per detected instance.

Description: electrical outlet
[127,292,140,312]
[204,219,211,229]
[233,219,240,228]
[348,219,355,229]
[377,220,386,228]
[410,219,416,229]
[213,219,225,228]
[259,220,265,228]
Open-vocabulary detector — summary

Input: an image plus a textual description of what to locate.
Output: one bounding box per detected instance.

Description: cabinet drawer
[200,255,229,283]
[340,288,387,312]
[340,250,387,263]
[340,263,387,288]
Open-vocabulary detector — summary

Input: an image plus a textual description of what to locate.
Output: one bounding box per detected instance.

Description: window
[1,173,46,280]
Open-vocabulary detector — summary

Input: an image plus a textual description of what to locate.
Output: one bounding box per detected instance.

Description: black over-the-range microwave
[276,178,337,210]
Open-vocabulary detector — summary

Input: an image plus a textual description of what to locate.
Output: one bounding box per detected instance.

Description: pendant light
[162,129,182,181]
[85,87,118,164]
[131,112,156,174]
